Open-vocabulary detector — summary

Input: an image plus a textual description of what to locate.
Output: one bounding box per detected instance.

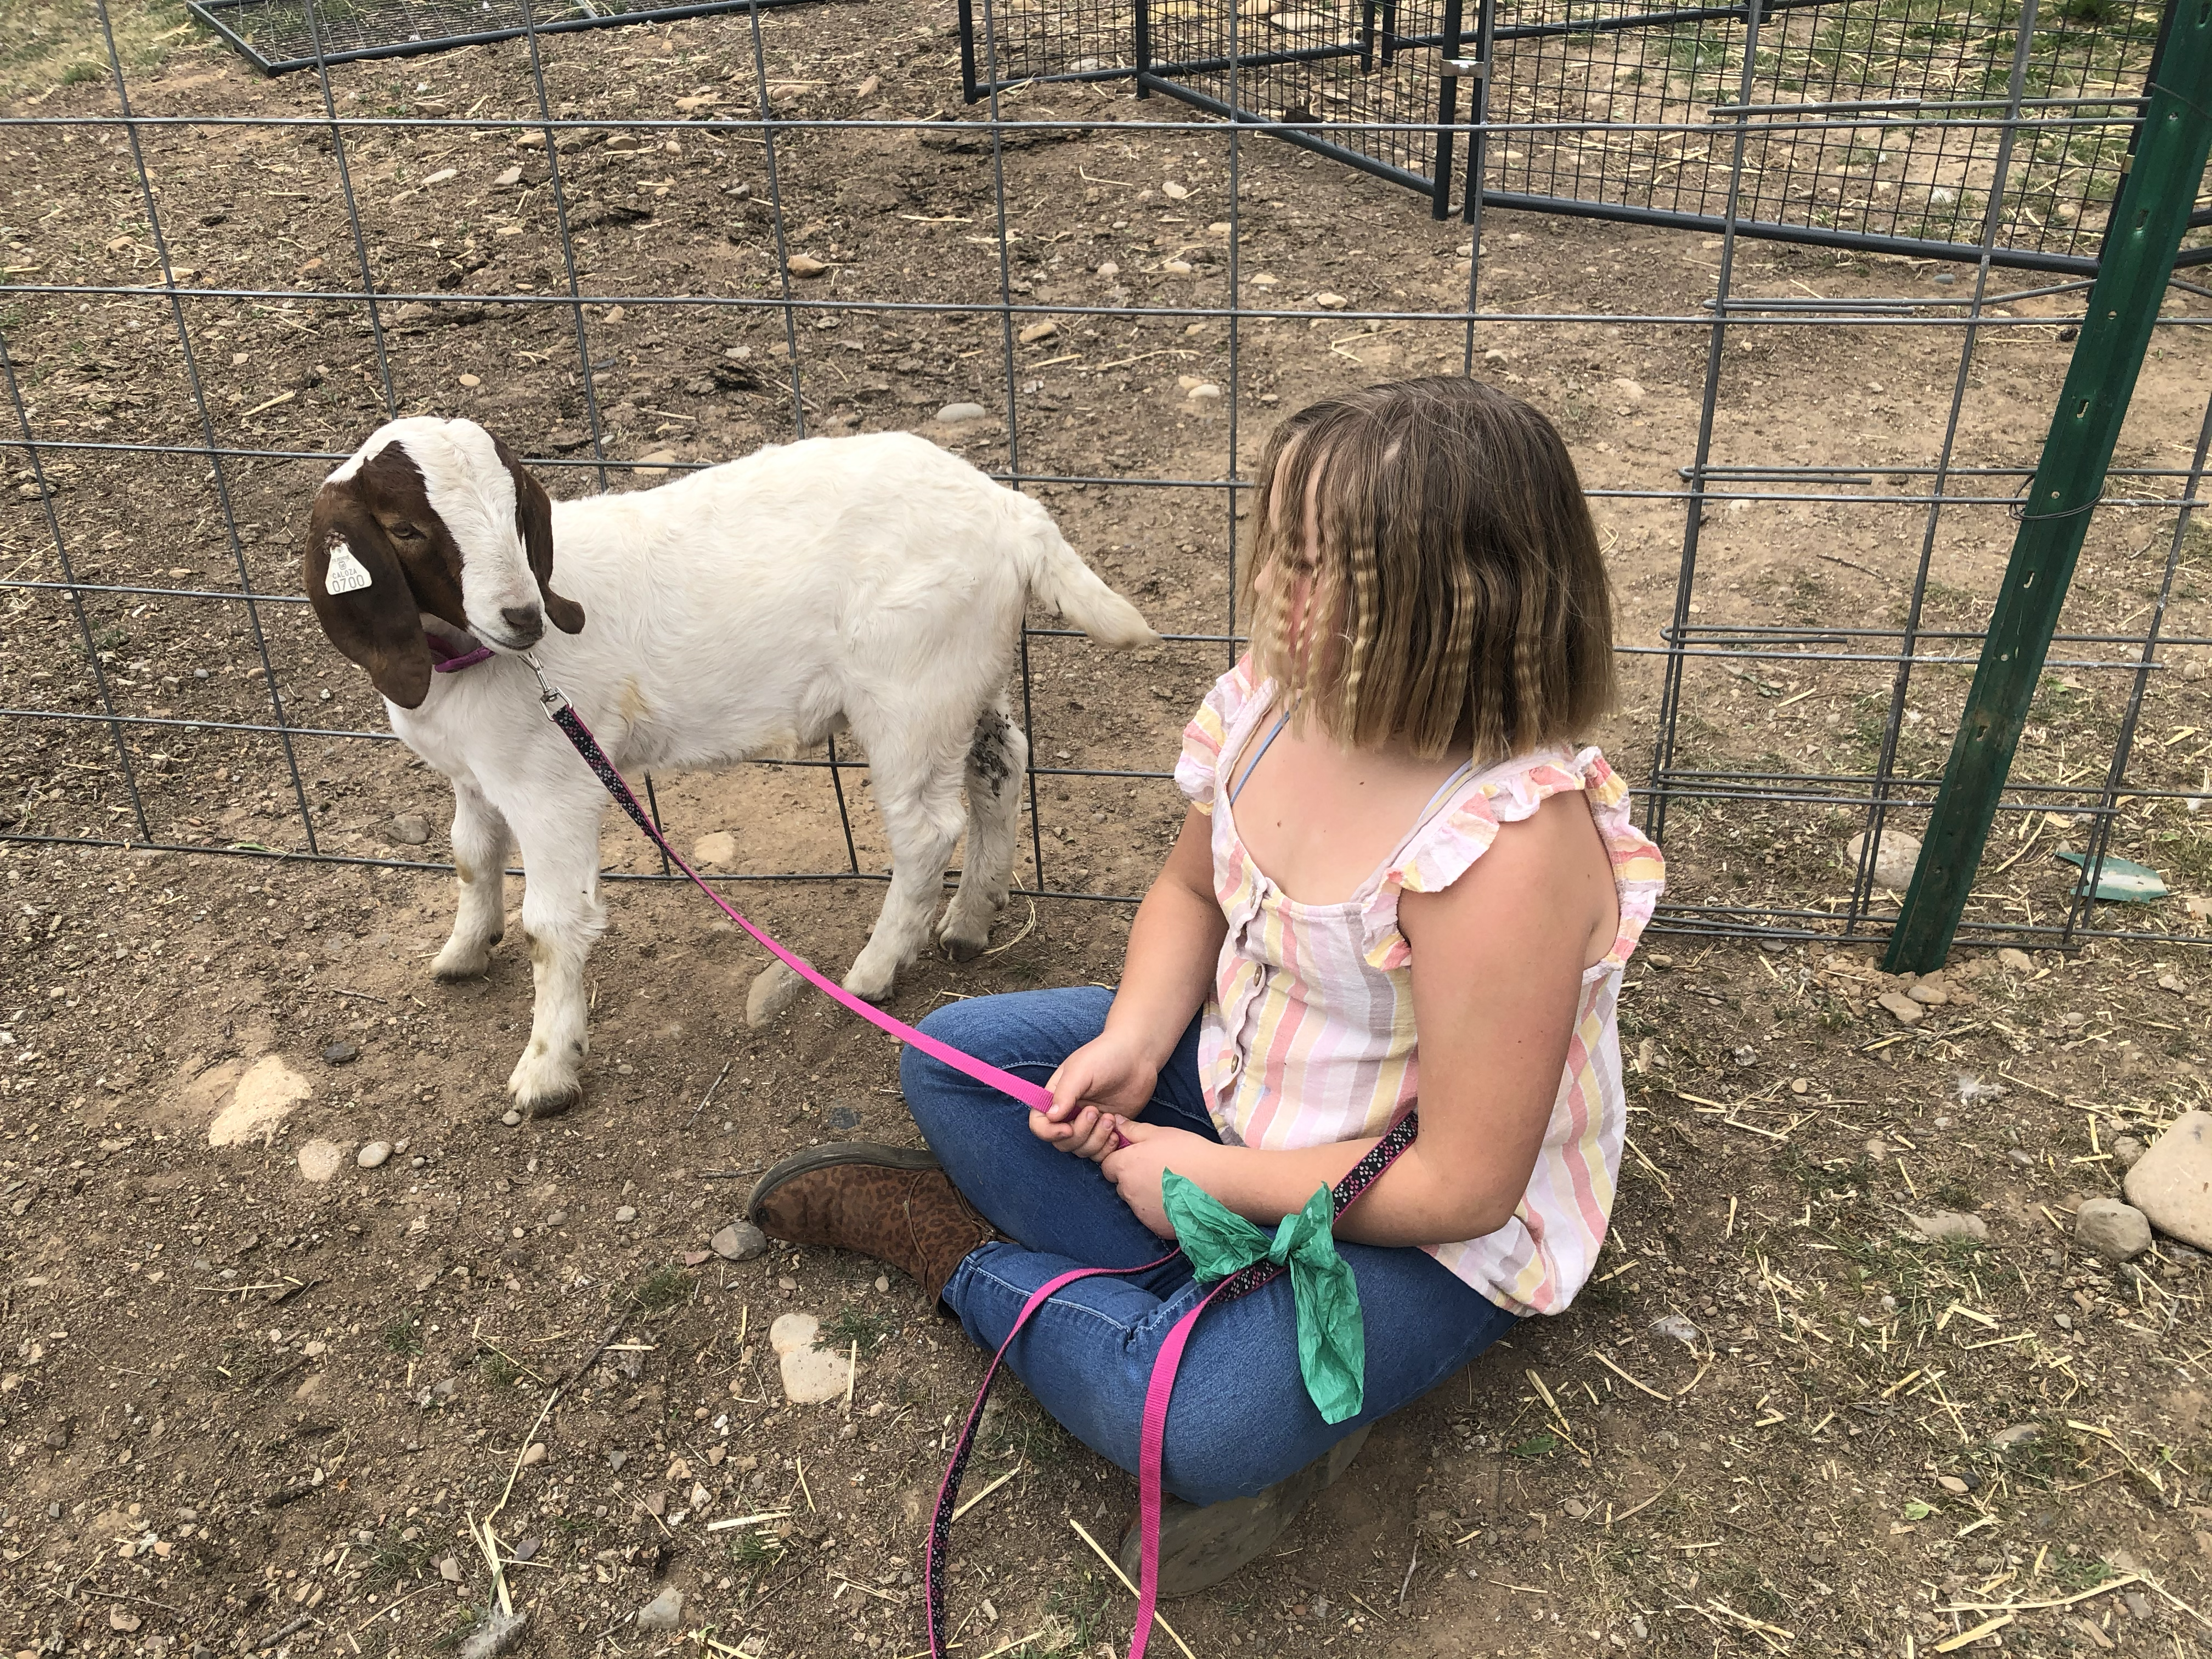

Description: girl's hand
[1099,1119,1216,1238]
[1032,1030,1160,1160]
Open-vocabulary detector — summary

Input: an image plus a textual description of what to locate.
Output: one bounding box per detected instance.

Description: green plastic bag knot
[1160,1170,1364,1423]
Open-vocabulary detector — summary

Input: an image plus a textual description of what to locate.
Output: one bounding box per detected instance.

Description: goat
[304,417,1154,1116]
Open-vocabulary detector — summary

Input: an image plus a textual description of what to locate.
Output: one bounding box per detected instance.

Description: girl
[747,376,1664,1590]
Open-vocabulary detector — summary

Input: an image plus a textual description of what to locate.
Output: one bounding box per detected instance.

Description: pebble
[1988,1423,2041,1450]
[1096,261,1119,278]
[711,1221,768,1261]
[1017,320,1058,345]
[2112,1135,2146,1170]
[321,1040,359,1066]
[439,1556,464,1583]
[2053,1312,2074,1331]
[501,1110,522,1127]
[1186,382,1222,402]
[296,1139,348,1183]
[493,165,523,187]
[520,1442,547,1466]
[1906,979,1949,1007]
[391,813,432,846]
[691,831,738,868]
[936,402,987,425]
[1909,1211,1989,1242]
[2007,1148,2036,1169]
[2075,1198,2152,1262]
[875,1275,890,1293]
[1846,827,1921,891]
[614,1206,638,1223]
[635,1588,685,1632]
[2122,1111,2212,1250]
[1876,991,1925,1028]
[1997,947,2033,973]
[357,1141,392,1170]
[786,254,830,278]
[824,1105,863,1132]
[770,1312,855,1404]
[458,1609,529,1659]
[1313,291,1347,309]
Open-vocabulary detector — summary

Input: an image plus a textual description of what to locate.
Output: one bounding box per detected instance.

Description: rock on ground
[692,831,738,868]
[458,1609,529,1659]
[1847,827,1922,891]
[208,1055,312,1148]
[712,1221,768,1261]
[770,1312,855,1404]
[1876,991,1925,1027]
[357,1141,392,1169]
[2123,1111,2212,1251]
[2074,1196,2152,1262]
[295,1138,348,1183]
[636,1588,684,1631]
[1910,1211,1989,1242]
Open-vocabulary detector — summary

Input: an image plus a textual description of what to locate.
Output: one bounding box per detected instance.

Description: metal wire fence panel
[2,0,2210,960]
[188,0,816,74]
[965,0,2212,264]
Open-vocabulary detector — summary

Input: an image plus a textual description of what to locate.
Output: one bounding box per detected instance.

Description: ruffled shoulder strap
[1379,746,1666,969]
[1176,655,1266,815]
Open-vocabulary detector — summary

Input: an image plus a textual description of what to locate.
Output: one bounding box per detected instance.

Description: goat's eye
[388,522,426,541]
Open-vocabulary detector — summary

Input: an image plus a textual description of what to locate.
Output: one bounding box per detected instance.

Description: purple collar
[427,632,495,674]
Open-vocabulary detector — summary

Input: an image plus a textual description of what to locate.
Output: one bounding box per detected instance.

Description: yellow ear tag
[324,541,374,595]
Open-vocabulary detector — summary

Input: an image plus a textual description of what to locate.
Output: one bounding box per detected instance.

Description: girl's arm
[1033,807,1227,1156]
[1101,792,1606,1242]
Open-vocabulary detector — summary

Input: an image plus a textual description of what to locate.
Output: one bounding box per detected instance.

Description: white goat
[304,417,1153,1116]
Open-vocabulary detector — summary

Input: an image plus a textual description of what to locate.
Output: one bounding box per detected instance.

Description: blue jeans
[901,986,1519,1505]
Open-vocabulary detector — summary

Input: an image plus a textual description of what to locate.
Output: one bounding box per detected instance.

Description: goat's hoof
[521,1085,582,1121]
[839,961,898,1006]
[431,939,496,980]
[745,963,803,1029]
[940,929,989,964]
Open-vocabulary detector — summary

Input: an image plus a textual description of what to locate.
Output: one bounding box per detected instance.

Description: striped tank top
[1176,658,1667,1317]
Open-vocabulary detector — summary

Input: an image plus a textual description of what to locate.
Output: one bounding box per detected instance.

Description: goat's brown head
[305,417,584,708]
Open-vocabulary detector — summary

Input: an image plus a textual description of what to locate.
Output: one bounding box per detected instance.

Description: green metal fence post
[1883,0,2212,973]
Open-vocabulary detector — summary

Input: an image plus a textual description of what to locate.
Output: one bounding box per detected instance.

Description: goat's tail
[1013,500,1158,651]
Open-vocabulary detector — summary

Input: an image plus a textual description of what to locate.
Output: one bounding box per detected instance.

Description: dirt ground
[4,4,2212,1657]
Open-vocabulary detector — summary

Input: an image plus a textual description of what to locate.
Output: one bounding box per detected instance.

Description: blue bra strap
[1229,709,1294,806]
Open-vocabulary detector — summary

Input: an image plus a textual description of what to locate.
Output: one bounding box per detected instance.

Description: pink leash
[518,652,1415,1658]
[519,654,1054,1115]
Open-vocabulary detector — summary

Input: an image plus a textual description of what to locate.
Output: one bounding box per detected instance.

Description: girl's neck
[1232,704,1475,906]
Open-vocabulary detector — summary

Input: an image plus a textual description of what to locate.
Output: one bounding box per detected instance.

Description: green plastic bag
[1160,1171,1365,1423]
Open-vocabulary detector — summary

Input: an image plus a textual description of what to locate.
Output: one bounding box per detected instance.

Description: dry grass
[0,0,200,106]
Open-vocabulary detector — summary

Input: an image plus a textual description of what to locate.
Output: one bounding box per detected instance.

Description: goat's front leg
[844,758,967,1003]
[431,778,512,981]
[506,791,607,1117]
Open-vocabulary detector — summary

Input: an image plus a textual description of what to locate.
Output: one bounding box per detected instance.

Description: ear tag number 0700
[324,540,374,595]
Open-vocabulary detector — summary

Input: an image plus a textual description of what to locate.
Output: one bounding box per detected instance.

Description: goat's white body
[379,431,1149,1113]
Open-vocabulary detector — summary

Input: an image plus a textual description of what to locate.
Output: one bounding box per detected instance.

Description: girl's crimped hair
[1245,375,1616,763]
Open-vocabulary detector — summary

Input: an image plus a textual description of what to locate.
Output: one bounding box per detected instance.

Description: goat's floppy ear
[494,435,584,635]
[305,490,435,709]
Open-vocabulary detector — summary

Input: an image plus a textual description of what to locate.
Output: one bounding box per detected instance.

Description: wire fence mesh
[965,0,2212,264]
[2,0,2210,961]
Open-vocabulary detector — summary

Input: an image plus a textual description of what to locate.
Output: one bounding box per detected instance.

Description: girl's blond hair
[1245,376,1617,763]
